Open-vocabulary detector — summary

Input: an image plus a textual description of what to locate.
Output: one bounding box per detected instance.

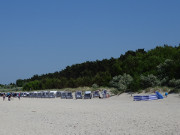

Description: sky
[0,0,180,84]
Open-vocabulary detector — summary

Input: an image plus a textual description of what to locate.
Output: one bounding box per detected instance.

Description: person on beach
[8,94,11,101]
[99,94,102,99]
[165,92,168,98]
[3,93,5,101]
[18,93,21,100]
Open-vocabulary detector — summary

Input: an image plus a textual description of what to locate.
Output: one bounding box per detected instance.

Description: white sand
[0,94,180,135]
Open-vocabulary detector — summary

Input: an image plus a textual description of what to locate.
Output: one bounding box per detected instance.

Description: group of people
[2,93,12,101]
[2,93,21,101]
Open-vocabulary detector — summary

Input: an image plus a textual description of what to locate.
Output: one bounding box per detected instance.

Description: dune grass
[1,86,178,95]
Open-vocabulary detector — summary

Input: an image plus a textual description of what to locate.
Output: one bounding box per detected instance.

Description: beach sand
[0,94,180,135]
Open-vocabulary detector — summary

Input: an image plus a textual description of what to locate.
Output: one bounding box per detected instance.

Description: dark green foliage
[157,59,176,80]
[129,75,141,92]
[20,45,180,91]
[23,80,41,91]
[16,79,24,87]
[168,79,180,87]
[140,74,160,89]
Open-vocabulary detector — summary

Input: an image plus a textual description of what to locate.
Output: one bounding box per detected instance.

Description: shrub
[157,59,175,80]
[109,73,133,91]
[92,83,99,89]
[168,79,180,87]
[160,77,169,86]
[140,74,160,89]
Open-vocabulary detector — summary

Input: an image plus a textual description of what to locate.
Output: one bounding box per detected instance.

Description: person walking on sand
[3,93,5,101]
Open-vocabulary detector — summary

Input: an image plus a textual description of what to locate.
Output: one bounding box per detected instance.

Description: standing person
[8,94,11,101]
[18,93,21,100]
[3,93,5,101]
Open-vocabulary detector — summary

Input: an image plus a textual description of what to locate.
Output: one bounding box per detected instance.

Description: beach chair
[26,92,30,97]
[60,92,66,99]
[23,92,28,97]
[29,92,33,98]
[102,90,107,98]
[12,93,17,97]
[41,91,49,98]
[33,92,38,98]
[93,90,100,98]
[56,91,61,97]
[66,92,73,99]
[84,91,92,99]
[75,91,82,99]
[44,91,50,98]
[49,91,56,98]
[37,92,42,98]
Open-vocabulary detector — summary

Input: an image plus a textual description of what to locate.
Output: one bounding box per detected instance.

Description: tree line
[15,45,180,92]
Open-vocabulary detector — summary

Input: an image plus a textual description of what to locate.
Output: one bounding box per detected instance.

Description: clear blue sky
[0,0,180,84]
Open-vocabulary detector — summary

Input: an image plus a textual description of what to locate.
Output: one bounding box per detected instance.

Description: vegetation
[140,74,160,89]
[3,45,180,94]
[109,73,133,92]
[0,85,22,93]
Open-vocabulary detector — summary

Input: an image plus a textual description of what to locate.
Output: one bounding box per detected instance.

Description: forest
[13,45,180,93]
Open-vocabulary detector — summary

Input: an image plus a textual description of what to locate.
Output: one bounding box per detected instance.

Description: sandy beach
[0,94,180,135]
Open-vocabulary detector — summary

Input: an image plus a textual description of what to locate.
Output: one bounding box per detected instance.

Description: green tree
[110,73,133,91]
[140,74,160,89]
[157,59,176,81]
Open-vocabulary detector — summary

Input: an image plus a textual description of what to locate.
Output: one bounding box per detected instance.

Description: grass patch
[143,86,172,93]
[0,87,23,92]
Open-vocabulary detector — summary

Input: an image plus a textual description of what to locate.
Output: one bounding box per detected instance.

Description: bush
[140,74,160,89]
[160,77,169,86]
[92,83,99,89]
[109,73,133,91]
[168,79,180,87]
[157,59,175,80]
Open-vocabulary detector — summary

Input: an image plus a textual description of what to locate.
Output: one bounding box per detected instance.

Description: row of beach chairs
[4,90,109,99]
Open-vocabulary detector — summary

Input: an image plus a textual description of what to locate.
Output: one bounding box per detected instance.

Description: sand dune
[0,94,180,135]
